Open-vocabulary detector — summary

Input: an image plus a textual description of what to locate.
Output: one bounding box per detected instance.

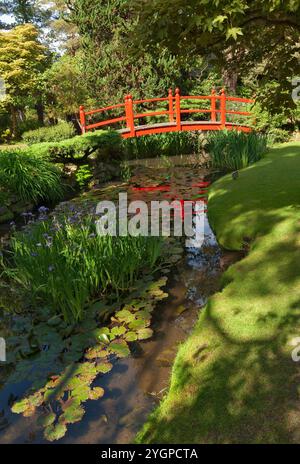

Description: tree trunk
[222,68,238,94]
[35,101,45,125]
[10,105,18,137]
[222,47,239,94]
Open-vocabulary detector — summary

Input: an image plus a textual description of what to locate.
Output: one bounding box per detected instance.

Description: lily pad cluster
[11,276,170,441]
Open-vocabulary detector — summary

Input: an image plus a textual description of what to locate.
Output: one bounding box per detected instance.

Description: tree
[1,0,53,28]
[0,24,49,135]
[66,0,196,105]
[43,53,88,127]
[131,0,300,113]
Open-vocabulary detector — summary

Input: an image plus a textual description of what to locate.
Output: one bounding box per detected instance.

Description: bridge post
[175,88,181,131]
[168,89,174,122]
[79,106,86,134]
[220,88,226,128]
[211,89,216,122]
[125,95,135,137]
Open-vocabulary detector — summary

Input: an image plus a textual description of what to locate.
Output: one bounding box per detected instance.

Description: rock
[0,206,13,224]
[11,201,33,215]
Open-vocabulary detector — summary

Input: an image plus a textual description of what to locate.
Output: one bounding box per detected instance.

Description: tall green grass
[0,150,64,204]
[206,130,267,170]
[2,214,163,322]
[123,131,200,159]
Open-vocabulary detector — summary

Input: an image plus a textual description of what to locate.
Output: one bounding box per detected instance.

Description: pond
[0,154,242,443]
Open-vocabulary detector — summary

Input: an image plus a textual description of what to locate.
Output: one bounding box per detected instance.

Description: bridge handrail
[79,88,255,137]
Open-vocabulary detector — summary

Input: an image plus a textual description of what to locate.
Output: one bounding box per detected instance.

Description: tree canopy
[131,0,300,112]
[1,0,54,28]
[0,23,49,133]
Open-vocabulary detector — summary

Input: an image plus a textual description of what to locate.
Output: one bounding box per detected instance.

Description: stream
[0,154,242,444]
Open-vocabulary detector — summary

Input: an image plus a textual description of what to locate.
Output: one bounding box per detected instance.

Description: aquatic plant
[206,130,267,171]
[3,211,164,322]
[122,131,201,159]
[10,276,171,441]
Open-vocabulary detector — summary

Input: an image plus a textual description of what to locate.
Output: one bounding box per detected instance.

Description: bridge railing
[79,88,254,137]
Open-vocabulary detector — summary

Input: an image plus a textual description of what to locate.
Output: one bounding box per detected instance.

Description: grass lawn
[136,142,300,444]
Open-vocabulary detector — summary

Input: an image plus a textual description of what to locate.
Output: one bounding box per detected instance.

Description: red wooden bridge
[79,88,254,138]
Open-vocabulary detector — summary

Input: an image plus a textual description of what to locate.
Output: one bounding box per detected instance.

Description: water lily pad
[60,405,85,425]
[111,326,126,337]
[44,423,67,442]
[64,376,82,390]
[89,387,104,400]
[115,309,135,323]
[37,412,56,428]
[71,385,90,401]
[98,333,110,344]
[28,392,44,407]
[11,399,30,414]
[95,362,113,374]
[124,332,138,342]
[109,341,130,358]
[137,328,153,340]
[135,309,151,320]
[23,405,36,417]
[85,346,108,360]
[129,318,150,330]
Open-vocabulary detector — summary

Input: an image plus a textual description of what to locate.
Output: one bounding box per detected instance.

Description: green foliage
[75,164,93,189]
[10,274,172,441]
[123,132,200,159]
[132,0,300,115]
[69,0,194,105]
[21,130,122,166]
[43,54,89,119]
[0,24,49,135]
[4,214,163,322]
[44,130,122,164]
[206,130,267,171]
[2,0,54,29]
[119,161,132,181]
[0,150,63,204]
[22,122,76,144]
[267,128,291,146]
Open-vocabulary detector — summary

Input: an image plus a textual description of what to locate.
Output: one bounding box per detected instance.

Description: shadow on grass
[137,212,300,444]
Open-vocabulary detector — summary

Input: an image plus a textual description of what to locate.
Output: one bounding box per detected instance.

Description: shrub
[26,142,55,159]
[267,128,290,146]
[22,122,76,144]
[75,164,93,189]
[0,150,64,204]
[48,130,122,163]
[206,130,267,171]
[25,130,122,165]
[4,213,163,322]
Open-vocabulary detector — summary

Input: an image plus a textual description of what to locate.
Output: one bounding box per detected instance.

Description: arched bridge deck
[79,88,254,138]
